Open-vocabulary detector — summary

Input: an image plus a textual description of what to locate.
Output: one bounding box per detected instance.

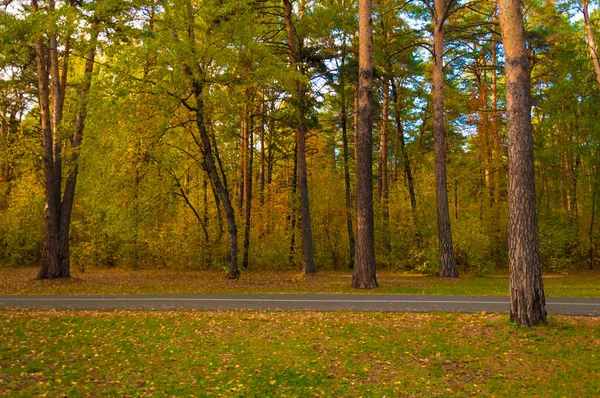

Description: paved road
[1,294,600,316]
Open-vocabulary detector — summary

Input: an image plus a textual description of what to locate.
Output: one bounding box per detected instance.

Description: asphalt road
[1,294,600,316]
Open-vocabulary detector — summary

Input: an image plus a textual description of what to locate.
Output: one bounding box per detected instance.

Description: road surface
[1,294,600,316]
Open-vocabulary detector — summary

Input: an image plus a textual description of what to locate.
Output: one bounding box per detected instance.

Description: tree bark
[352,0,377,289]
[33,0,98,279]
[283,0,316,274]
[499,0,546,326]
[433,0,458,278]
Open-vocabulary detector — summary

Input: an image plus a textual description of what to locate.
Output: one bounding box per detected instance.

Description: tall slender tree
[499,0,547,326]
[353,0,377,289]
[282,0,316,274]
[432,0,458,278]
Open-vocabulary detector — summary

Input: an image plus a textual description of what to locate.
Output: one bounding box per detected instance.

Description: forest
[1,0,599,307]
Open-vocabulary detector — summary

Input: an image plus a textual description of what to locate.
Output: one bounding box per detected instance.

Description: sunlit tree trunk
[352,0,377,289]
[499,0,546,326]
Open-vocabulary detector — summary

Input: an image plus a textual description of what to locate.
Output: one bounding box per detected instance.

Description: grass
[0,310,598,397]
[1,267,600,297]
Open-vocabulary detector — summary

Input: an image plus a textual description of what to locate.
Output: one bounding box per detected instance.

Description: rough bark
[433,0,458,278]
[283,0,316,274]
[352,0,377,289]
[33,0,98,279]
[499,0,546,326]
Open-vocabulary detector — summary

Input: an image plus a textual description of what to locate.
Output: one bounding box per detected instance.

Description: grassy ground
[1,267,600,297]
[0,310,598,397]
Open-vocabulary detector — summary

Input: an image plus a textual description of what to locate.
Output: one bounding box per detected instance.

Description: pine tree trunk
[352,0,377,289]
[433,0,458,278]
[499,0,546,326]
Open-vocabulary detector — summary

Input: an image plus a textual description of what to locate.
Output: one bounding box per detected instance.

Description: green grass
[1,267,600,297]
[0,310,598,397]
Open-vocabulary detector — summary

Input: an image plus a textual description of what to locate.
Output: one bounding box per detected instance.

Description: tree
[31,0,100,279]
[431,0,458,278]
[498,0,547,326]
[582,0,600,85]
[352,0,377,289]
[282,0,316,274]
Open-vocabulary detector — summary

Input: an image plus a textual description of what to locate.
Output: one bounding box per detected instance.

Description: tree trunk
[433,0,458,278]
[180,0,239,278]
[340,46,356,270]
[283,0,316,274]
[33,0,97,279]
[491,31,501,207]
[259,89,266,204]
[380,79,390,252]
[583,0,600,85]
[242,115,254,270]
[352,0,377,289]
[288,146,298,265]
[391,80,422,248]
[499,0,546,326]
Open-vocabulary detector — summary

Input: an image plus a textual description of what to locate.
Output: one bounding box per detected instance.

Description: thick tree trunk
[352,0,377,289]
[499,0,546,326]
[433,0,458,278]
[583,1,600,85]
[391,80,422,248]
[283,0,316,274]
[33,0,97,279]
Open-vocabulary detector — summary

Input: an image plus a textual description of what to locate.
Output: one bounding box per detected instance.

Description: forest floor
[1,266,600,297]
[0,310,598,397]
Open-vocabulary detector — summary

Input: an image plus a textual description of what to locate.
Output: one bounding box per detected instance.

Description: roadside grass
[0,310,598,397]
[1,267,600,297]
